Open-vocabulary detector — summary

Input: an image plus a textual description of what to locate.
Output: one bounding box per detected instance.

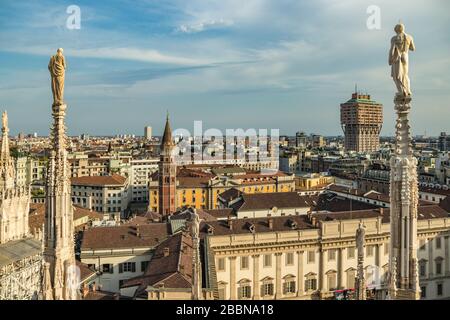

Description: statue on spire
[2,111,8,132]
[389,23,415,96]
[48,48,66,106]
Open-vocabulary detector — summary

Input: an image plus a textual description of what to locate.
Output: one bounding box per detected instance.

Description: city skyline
[1,0,449,137]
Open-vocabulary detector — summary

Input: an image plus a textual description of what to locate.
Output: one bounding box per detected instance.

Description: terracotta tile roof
[76,260,97,282]
[419,185,450,196]
[218,188,244,202]
[29,204,103,235]
[71,174,127,186]
[314,193,379,212]
[29,203,45,235]
[178,176,211,188]
[171,208,218,222]
[83,290,118,300]
[439,196,450,213]
[74,206,104,221]
[231,192,317,212]
[200,205,448,237]
[121,232,193,296]
[203,208,234,219]
[81,223,170,250]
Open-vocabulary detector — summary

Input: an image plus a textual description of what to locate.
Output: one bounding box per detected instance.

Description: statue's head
[394,23,404,34]
[57,48,64,55]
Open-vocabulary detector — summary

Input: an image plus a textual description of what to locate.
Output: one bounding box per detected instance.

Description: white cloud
[3,46,209,66]
[177,19,234,33]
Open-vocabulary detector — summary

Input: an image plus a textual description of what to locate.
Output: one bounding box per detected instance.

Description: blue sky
[0,0,449,137]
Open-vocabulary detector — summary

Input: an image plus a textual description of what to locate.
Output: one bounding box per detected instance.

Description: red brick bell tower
[158,114,177,217]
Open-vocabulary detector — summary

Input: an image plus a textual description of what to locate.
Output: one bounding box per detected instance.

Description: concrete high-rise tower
[340,91,383,153]
[158,114,177,217]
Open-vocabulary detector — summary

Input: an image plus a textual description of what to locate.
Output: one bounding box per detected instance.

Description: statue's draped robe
[389,33,414,96]
[48,54,66,105]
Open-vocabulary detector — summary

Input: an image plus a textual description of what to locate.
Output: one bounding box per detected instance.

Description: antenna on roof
[355,83,358,94]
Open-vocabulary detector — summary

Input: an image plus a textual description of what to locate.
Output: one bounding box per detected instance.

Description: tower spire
[43,49,78,300]
[387,24,420,300]
[0,111,15,190]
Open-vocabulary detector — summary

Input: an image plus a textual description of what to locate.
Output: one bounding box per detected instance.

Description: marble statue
[2,111,7,129]
[356,222,366,254]
[48,48,66,106]
[389,23,415,96]
[191,209,200,239]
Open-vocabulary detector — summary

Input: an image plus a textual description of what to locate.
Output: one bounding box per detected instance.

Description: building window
[421,286,426,298]
[419,261,427,277]
[263,254,272,267]
[436,237,442,249]
[141,261,150,272]
[240,256,249,270]
[286,253,294,266]
[436,260,443,275]
[328,249,336,261]
[119,262,136,273]
[366,245,374,257]
[217,258,225,271]
[101,264,114,274]
[327,272,337,291]
[307,250,315,264]
[347,270,356,289]
[437,283,443,296]
[305,277,317,291]
[238,285,252,299]
[347,247,355,259]
[261,283,274,296]
[283,280,296,294]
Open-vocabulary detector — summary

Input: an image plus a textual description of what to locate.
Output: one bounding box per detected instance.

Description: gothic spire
[0,111,15,189]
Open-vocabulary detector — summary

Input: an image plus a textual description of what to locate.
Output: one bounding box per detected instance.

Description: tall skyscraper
[340,91,383,153]
[144,126,152,140]
[158,115,177,217]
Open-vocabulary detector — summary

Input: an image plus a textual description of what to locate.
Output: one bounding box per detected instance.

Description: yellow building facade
[149,172,295,212]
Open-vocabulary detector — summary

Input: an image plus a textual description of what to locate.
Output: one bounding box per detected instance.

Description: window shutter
[119,263,123,273]
[238,287,242,299]
[132,262,136,272]
[283,282,287,294]
[110,265,114,274]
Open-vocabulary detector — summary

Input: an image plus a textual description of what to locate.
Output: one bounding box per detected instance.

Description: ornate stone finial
[389,23,415,97]
[48,48,66,106]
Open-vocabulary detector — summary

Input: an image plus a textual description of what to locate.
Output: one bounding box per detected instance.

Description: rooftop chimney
[311,216,317,227]
[163,247,170,257]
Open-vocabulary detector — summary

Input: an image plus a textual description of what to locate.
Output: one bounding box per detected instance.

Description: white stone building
[80,223,169,293]
[71,174,131,220]
[203,205,450,300]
